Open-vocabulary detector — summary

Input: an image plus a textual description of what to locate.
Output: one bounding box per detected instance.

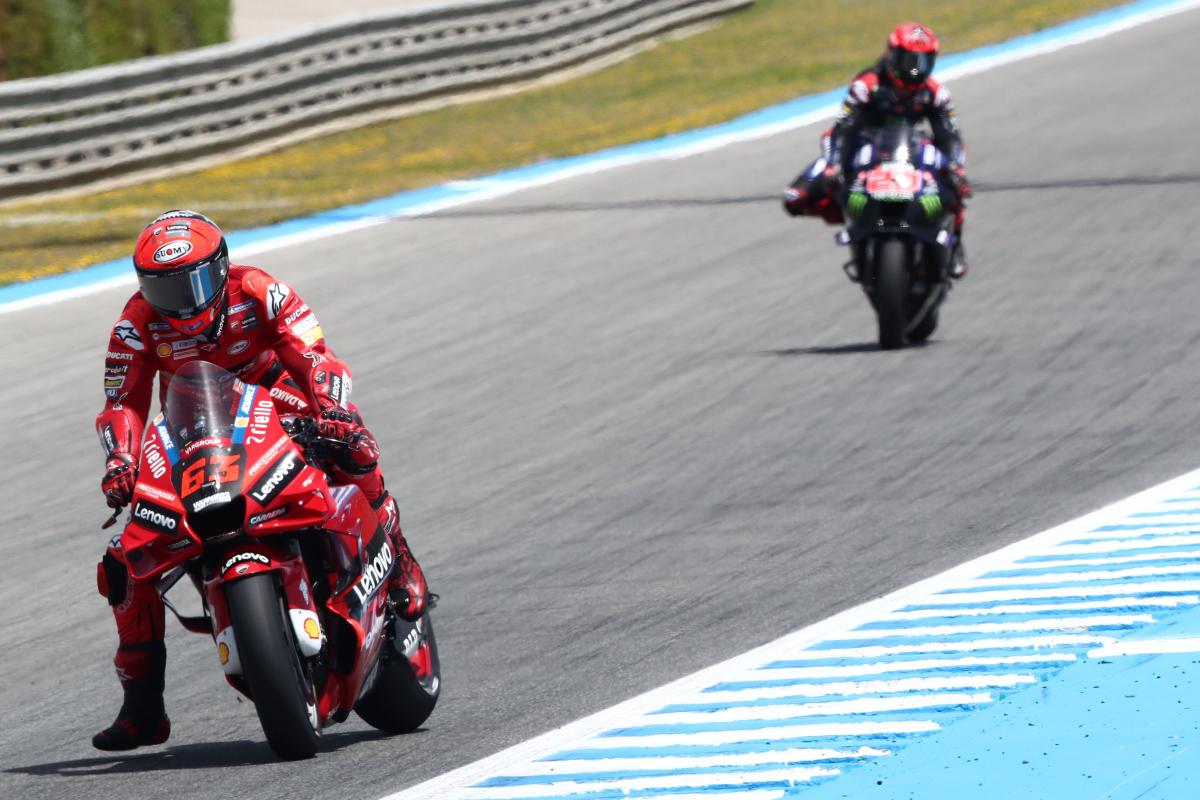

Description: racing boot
[374,493,429,621]
[949,212,968,280]
[93,643,171,751]
[950,239,968,280]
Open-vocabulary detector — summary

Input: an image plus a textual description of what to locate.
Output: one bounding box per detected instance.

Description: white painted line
[1088,637,1200,657]
[1001,551,1200,570]
[498,748,889,778]
[737,655,1077,682]
[965,564,1200,587]
[1056,524,1200,539]
[883,596,1199,621]
[822,615,1154,641]
[460,766,840,798]
[566,720,942,750]
[1038,534,1200,554]
[914,582,1200,605]
[696,674,1036,701]
[637,692,992,725]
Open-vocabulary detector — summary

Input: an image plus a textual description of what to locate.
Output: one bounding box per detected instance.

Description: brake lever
[101,507,122,529]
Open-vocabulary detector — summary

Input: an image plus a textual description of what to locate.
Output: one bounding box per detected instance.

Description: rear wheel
[875,239,910,350]
[355,611,440,733]
[226,573,321,759]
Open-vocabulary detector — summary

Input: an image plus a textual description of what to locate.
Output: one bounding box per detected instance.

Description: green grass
[0,0,1121,286]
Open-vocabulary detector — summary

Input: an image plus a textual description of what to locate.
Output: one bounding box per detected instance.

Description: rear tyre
[226,573,321,759]
[355,612,440,734]
[875,240,909,350]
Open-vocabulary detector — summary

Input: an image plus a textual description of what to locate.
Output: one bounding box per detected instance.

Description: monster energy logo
[919,194,943,219]
[847,192,868,218]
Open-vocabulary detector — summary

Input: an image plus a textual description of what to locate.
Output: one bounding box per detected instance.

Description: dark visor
[889,49,935,83]
[137,251,228,319]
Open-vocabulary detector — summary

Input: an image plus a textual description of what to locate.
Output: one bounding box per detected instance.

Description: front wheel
[875,239,909,350]
[355,611,440,733]
[226,573,321,759]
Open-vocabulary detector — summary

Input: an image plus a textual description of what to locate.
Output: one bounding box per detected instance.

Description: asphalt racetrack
[3,9,1200,799]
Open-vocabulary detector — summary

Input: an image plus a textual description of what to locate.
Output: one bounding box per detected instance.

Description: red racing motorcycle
[114,360,439,759]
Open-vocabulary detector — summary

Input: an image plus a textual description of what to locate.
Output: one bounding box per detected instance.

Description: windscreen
[163,361,248,516]
[869,124,922,167]
[164,360,243,445]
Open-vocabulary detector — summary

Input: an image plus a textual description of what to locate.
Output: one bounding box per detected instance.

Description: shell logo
[303,618,321,640]
[157,343,172,357]
[217,641,230,666]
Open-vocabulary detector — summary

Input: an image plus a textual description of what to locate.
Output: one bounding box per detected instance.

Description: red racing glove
[101,453,137,509]
[317,409,380,474]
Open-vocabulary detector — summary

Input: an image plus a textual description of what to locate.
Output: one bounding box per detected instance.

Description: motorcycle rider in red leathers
[92,210,429,751]
[784,22,973,277]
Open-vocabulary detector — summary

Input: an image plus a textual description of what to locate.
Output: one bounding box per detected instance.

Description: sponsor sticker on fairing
[249,452,299,505]
[131,499,181,534]
[221,552,270,574]
[134,482,176,502]
[248,505,288,527]
[191,491,231,511]
[152,415,178,464]
[345,527,395,614]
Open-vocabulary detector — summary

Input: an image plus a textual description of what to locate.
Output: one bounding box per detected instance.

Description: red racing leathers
[95,264,407,693]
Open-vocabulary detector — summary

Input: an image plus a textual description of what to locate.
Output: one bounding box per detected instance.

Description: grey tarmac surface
[3,8,1199,799]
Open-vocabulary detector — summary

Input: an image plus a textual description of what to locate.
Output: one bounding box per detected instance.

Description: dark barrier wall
[0,0,231,80]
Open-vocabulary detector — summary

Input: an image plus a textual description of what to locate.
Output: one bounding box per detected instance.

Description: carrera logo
[249,452,299,505]
[132,499,180,534]
[248,505,288,527]
[152,241,193,263]
[347,529,394,612]
[222,552,270,574]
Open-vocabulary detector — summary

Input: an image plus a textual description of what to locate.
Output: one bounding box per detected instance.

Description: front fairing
[122,361,333,581]
[843,125,951,246]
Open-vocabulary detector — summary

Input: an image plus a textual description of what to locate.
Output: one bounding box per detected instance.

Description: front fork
[203,540,325,680]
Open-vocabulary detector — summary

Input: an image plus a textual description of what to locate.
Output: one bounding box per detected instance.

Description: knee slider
[99,552,129,607]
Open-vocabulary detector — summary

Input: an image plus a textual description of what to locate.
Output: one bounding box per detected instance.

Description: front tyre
[909,308,938,343]
[875,239,909,350]
[355,611,440,734]
[226,573,321,759]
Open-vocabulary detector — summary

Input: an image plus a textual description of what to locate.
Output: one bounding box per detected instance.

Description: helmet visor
[889,49,936,84]
[137,250,228,319]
